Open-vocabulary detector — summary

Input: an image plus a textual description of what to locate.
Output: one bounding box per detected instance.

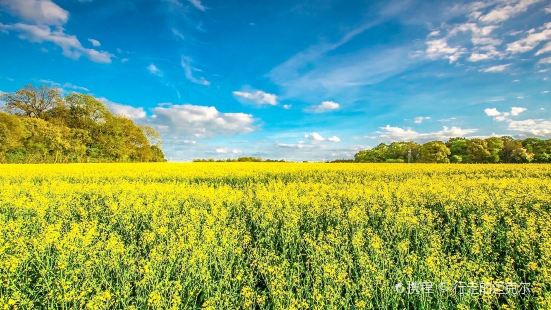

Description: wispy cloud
[39,79,90,92]
[188,0,206,12]
[481,64,511,73]
[88,38,101,47]
[414,116,431,124]
[181,56,210,86]
[147,63,163,77]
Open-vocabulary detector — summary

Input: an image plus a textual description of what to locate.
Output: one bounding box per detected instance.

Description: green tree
[419,141,450,163]
[485,137,504,163]
[465,139,490,163]
[3,85,62,118]
[447,138,468,163]
[0,85,165,163]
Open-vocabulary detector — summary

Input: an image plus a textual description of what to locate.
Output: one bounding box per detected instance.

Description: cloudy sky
[0,0,550,161]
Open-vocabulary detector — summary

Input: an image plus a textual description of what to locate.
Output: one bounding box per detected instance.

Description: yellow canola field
[0,163,550,309]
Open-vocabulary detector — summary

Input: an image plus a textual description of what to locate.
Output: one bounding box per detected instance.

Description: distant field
[0,163,550,309]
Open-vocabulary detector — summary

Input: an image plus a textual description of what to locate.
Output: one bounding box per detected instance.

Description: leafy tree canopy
[0,85,165,163]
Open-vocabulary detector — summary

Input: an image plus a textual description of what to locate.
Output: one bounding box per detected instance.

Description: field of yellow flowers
[0,163,550,309]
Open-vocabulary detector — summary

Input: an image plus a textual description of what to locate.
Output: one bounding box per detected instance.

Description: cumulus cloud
[0,0,68,25]
[481,64,511,73]
[151,104,255,138]
[306,100,340,113]
[507,119,551,136]
[98,97,147,120]
[484,106,526,121]
[181,56,210,86]
[377,125,477,142]
[483,106,551,137]
[147,63,163,77]
[232,90,277,106]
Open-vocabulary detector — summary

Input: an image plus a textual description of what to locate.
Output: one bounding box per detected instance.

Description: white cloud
[426,1,545,67]
[468,52,491,62]
[539,56,551,64]
[282,104,292,110]
[304,132,340,143]
[152,104,255,138]
[481,63,511,73]
[188,0,206,11]
[511,106,527,116]
[425,38,464,63]
[484,108,501,117]
[171,28,185,40]
[39,79,89,92]
[147,63,163,77]
[183,139,197,145]
[508,119,551,136]
[0,0,112,64]
[305,132,325,142]
[215,147,240,154]
[478,0,542,24]
[0,0,68,25]
[268,27,414,99]
[181,56,210,86]
[98,98,147,120]
[232,90,277,106]
[88,38,101,47]
[507,22,551,54]
[277,142,312,149]
[378,125,477,141]
[306,100,340,113]
[535,41,551,55]
[414,116,431,124]
[0,23,112,63]
[484,106,526,121]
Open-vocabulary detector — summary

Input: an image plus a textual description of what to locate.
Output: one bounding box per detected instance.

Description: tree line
[354,137,551,163]
[0,85,165,163]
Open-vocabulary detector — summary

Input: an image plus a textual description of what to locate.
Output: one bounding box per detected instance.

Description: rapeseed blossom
[0,163,550,309]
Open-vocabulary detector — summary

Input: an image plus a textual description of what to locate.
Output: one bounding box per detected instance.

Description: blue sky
[1,0,550,161]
